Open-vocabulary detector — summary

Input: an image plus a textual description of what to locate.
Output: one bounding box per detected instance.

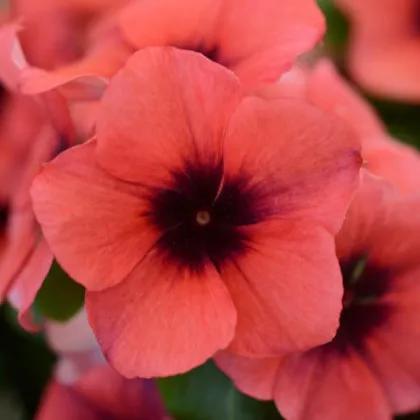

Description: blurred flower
[0,90,56,330]
[0,8,77,329]
[259,59,420,195]
[17,0,325,100]
[118,0,325,89]
[334,0,420,102]
[36,309,168,420]
[31,48,361,377]
[217,172,420,419]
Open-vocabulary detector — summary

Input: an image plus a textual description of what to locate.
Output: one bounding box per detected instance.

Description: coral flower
[260,60,420,195]
[334,0,420,102]
[18,0,324,97]
[0,88,57,330]
[216,172,420,419]
[36,368,166,420]
[32,48,361,377]
[36,310,167,420]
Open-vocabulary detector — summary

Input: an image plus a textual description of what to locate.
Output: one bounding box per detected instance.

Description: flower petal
[96,47,241,186]
[274,348,390,420]
[214,351,280,400]
[8,238,53,332]
[77,366,166,419]
[306,60,385,138]
[218,0,325,88]
[86,253,237,378]
[31,141,160,291]
[223,96,361,234]
[335,170,397,261]
[370,198,420,270]
[119,0,219,50]
[364,268,420,414]
[20,33,132,99]
[35,380,101,420]
[223,221,342,355]
[363,138,420,196]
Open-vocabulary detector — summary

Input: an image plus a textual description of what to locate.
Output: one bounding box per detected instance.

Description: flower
[259,59,420,195]
[334,0,420,102]
[18,0,325,98]
[0,89,56,331]
[36,309,168,420]
[216,172,420,419]
[31,47,361,377]
[36,366,168,420]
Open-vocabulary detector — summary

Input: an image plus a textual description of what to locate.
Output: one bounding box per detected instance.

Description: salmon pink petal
[218,0,325,87]
[223,96,361,234]
[0,211,37,301]
[19,34,133,99]
[96,47,241,186]
[31,141,160,291]
[335,170,396,261]
[35,380,101,420]
[306,60,385,138]
[8,239,53,332]
[119,0,218,50]
[86,253,237,378]
[336,0,420,101]
[214,351,280,400]
[77,366,166,419]
[223,221,342,355]
[363,269,420,413]
[274,348,390,420]
[363,139,420,196]
[20,67,109,100]
[0,22,28,91]
[370,199,420,270]
[347,40,420,103]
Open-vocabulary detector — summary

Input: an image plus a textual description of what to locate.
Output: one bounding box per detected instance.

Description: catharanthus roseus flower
[0,87,57,330]
[18,0,324,99]
[36,366,167,420]
[260,60,420,195]
[334,0,420,102]
[216,172,420,419]
[37,308,168,419]
[31,47,361,377]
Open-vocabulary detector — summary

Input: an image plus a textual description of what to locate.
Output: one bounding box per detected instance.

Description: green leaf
[34,260,85,322]
[157,360,282,420]
[0,304,56,418]
[317,0,349,62]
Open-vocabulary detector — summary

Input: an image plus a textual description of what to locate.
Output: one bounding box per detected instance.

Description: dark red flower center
[332,256,392,351]
[413,0,420,35]
[0,203,9,232]
[147,161,262,271]
[179,44,224,65]
[0,83,7,114]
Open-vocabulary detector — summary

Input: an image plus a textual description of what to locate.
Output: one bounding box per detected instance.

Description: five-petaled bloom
[217,172,420,419]
[31,47,361,377]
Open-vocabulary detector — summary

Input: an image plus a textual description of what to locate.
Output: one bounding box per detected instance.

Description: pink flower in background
[18,0,325,99]
[118,0,324,88]
[217,172,420,419]
[31,47,360,377]
[334,0,420,102]
[36,309,168,420]
[0,90,55,331]
[0,12,76,329]
[260,59,420,195]
[36,366,168,420]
